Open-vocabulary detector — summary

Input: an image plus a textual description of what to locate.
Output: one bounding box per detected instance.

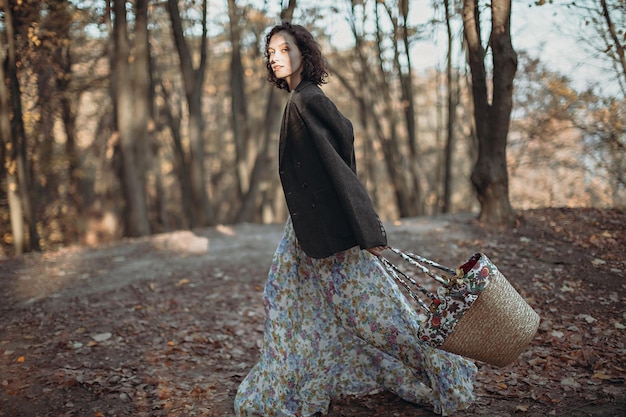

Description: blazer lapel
[278,81,314,165]
[278,88,296,165]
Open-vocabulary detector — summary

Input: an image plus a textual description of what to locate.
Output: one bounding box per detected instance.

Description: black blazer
[278,80,387,258]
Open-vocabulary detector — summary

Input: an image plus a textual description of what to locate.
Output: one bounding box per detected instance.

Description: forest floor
[0,207,625,417]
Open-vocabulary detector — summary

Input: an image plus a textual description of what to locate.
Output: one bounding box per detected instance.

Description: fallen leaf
[577,314,597,324]
[515,404,530,412]
[216,224,236,236]
[592,371,613,380]
[561,377,579,387]
[176,278,190,286]
[92,332,112,342]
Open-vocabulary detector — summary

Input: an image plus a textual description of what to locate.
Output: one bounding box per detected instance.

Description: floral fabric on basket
[234,219,477,417]
[406,252,493,347]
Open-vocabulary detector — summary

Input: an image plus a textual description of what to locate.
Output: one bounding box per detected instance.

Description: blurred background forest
[0,0,624,257]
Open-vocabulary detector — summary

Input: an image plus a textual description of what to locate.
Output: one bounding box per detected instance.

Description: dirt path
[1,208,624,416]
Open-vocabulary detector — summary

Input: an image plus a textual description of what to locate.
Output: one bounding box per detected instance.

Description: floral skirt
[234,219,477,417]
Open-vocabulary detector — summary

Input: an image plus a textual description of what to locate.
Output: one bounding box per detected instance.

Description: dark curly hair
[264,22,328,91]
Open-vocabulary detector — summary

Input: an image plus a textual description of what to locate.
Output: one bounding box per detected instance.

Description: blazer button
[296,161,302,167]
[301,182,308,189]
[311,203,316,208]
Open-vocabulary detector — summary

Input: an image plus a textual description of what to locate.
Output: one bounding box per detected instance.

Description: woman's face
[268,31,303,90]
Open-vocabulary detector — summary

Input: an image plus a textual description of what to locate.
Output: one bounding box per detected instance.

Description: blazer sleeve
[293,91,387,250]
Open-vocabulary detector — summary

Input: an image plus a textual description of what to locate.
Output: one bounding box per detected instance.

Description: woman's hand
[366,245,388,257]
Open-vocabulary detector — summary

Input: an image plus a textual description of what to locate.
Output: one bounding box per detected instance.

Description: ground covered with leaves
[1,208,624,417]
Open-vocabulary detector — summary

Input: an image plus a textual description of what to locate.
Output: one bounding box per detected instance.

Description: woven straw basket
[381,249,540,368]
[441,267,541,367]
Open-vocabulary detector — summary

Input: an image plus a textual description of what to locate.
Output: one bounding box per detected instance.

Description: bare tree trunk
[463,0,517,226]
[600,0,626,91]
[238,86,283,223]
[330,3,378,203]
[159,78,192,228]
[59,73,81,223]
[228,0,250,205]
[134,0,154,228]
[331,1,412,217]
[111,0,151,237]
[281,0,298,20]
[239,0,297,223]
[0,41,24,256]
[146,52,168,232]
[0,1,39,253]
[0,31,25,255]
[391,0,423,214]
[402,35,417,159]
[373,5,420,217]
[390,0,417,156]
[167,0,214,228]
[40,0,80,243]
[442,0,458,213]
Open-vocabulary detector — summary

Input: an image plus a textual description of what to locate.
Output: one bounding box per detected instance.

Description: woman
[234,22,477,417]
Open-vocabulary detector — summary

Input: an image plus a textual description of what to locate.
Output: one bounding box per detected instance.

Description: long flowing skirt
[234,219,477,416]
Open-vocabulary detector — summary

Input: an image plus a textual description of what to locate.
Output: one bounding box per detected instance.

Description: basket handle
[379,256,434,311]
[380,247,463,313]
[389,247,459,285]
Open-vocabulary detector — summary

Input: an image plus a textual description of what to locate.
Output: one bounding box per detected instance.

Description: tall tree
[167,0,214,228]
[442,0,459,213]
[599,0,626,93]
[509,51,625,206]
[462,0,517,226]
[0,9,24,255]
[32,0,80,242]
[374,0,419,160]
[373,1,422,217]
[52,1,81,239]
[329,0,420,217]
[228,0,250,205]
[383,0,423,214]
[545,0,626,97]
[238,0,297,223]
[110,0,151,236]
[0,0,40,253]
